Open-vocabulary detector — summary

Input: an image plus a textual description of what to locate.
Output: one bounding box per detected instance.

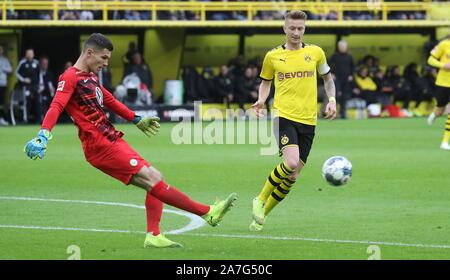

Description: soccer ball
[322,156,352,186]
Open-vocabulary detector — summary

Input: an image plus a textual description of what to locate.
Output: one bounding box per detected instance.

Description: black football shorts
[436,85,450,108]
[274,117,315,164]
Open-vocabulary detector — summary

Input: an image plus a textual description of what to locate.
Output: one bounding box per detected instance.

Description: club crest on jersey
[95,87,104,107]
[304,54,312,63]
[57,81,65,91]
[281,134,289,145]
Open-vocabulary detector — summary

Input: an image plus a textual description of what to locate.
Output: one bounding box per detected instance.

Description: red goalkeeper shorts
[85,137,150,185]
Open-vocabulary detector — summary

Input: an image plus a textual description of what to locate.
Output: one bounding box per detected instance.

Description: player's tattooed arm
[322,73,337,120]
[322,73,336,102]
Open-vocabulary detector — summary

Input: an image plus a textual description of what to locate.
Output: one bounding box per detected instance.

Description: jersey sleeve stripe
[430,53,440,60]
[260,76,273,81]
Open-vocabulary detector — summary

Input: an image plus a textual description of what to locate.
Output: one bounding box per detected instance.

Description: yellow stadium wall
[436,27,450,41]
[80,34,138,87]
[182,33,337,67]
[245,34,337,60]
[430,5,450,20]
[183,34,240,67]
[144,29,185,99]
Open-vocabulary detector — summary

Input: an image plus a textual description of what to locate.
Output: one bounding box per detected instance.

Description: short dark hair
[83,33,113,52]
[285,10,308,21]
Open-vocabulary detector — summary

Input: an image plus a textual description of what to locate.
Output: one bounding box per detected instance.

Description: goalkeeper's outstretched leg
[130,166,237,248]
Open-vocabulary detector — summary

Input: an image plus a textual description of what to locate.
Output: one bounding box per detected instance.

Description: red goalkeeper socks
[145,192,163,236]
[150,180,210,216]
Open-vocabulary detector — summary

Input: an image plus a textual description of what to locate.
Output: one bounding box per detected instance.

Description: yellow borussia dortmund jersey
[260,43,330,125]
[430,38,450,88]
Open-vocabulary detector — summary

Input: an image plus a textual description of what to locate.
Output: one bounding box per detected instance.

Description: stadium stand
[0,1,449,123]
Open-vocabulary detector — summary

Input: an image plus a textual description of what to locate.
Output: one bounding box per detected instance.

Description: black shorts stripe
[268,176,280,187]
[271,192,283,201]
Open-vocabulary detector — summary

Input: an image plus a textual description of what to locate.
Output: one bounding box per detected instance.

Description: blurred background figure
[0,45,12,125]
[329,40,354,119]
[16,48,41,123]
[38,56,56,118]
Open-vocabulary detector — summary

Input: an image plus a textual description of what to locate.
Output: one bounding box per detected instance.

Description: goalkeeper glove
[24,129,53,160]
[133,115,160,138]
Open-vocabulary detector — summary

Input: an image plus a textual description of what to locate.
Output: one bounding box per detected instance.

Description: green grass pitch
[0,118,449,260]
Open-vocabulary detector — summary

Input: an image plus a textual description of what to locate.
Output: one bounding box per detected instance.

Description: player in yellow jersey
[250,10,337,231]
[427,34,450,150]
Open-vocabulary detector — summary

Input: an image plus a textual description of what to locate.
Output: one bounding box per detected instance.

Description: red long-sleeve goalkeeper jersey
[42,67,135,148]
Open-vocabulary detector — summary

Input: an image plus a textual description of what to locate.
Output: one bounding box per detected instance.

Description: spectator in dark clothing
[377,66,397,107]
[329,40,354,118]
[213,65,235,106]
[352,67,378,105]
[16,48,41,123]
[99,65,114,93]
[16,48,40,87]
[236,66,258,111]
[361,55,380,77]
[229,55,246,80]
[38,56,56,118]
[422,66,438,101]
[0,44,12,125]
[387,65,412,109]
[122,41,137,68]
[413,65,435,105]
[372,69,391,107]
[197,67,216,103]
[182,66,200,103]
[124,52,153,92]
[402,63,423,108]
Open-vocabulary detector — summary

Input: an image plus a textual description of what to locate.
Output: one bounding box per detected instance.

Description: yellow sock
[257,162,293,203]
[264,178,296,216]
[443,115,450,143]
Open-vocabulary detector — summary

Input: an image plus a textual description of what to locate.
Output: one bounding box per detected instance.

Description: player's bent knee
[285,158,301,171]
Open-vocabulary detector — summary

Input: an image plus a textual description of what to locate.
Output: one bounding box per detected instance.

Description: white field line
[0,196,205,234]
[1,196,450,250]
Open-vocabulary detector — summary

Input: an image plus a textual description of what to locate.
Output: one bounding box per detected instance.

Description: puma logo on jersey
[279,58,286,63]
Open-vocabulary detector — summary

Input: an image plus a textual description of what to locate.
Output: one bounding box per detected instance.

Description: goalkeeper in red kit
[23,33,237,248]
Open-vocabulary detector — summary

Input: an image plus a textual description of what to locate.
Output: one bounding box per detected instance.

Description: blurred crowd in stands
[5,0,448,21]
[0,35,444,125]
[0,41,154,125]
[180,39,440,119]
